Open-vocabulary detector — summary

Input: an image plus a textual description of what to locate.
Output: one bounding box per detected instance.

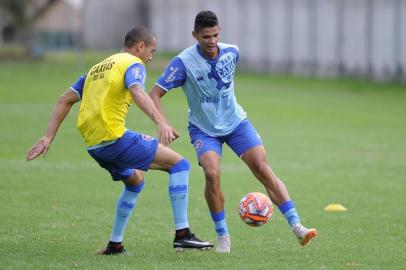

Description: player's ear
[136,41,145,52]
[192,30,197,39]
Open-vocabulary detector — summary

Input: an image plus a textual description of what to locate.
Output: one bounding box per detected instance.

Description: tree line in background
[0,0,57,56]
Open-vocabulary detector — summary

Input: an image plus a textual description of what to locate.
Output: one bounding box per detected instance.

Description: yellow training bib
[77,53,144,147]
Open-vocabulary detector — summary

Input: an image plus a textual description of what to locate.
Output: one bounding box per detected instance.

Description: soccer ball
[238,192,273,227]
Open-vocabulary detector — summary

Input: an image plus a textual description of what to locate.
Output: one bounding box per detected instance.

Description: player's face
[139,36,157,63]
[193,26,220,59]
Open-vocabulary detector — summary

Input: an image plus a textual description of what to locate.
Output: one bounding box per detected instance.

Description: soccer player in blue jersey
[26,26,213,255]
[150,11,317,252]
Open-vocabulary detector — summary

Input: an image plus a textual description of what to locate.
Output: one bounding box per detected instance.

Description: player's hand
[26,136,52,161]
[171,127,180,141]
[157,121,175,147]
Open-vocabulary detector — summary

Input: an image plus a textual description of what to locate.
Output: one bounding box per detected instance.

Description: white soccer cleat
[292,223,317,246]
[216,234,231,253]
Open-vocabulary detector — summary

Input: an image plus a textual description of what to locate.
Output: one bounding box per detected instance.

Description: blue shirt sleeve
[70,75,86,99]
[156,57,186,91]
[124,63,147,89]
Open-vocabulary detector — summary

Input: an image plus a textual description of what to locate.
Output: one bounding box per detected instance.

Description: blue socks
[110,181,144,243]
[110,159,191,243]
[168,159,190,230]
[211,201,300,234]
[211,210,229,236]
[278,200,301,227]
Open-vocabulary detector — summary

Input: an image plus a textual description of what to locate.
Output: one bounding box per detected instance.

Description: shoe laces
[188,234,201,241]
[217,235,230,248]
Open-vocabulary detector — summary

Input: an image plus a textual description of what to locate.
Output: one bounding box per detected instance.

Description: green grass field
[1,52,405,269]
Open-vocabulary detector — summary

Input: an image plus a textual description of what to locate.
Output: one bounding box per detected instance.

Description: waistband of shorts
[86,129,130,150]
[86,139,118,150]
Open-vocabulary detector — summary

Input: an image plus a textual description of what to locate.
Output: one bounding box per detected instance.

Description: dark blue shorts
[188,119,263,159]
[88,130,159,181]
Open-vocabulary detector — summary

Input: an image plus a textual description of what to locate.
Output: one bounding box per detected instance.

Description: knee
[124,169,144,186]
[252,160,271,177]
[204,168,221,187]
[124,171,144,193]
[125,181,144,193]
[169,159,190,174]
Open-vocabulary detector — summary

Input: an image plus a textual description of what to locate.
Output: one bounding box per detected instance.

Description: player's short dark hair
[124,26,155,48]
[194,11,219,32]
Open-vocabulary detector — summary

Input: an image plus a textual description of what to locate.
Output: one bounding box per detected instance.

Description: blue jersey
[156,43,246,136]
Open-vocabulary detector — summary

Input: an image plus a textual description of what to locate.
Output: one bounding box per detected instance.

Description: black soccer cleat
[173,232,214,251]
[96,241,126,255]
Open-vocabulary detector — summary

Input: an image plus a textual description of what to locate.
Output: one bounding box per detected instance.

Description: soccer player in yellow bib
[26,26,213,254]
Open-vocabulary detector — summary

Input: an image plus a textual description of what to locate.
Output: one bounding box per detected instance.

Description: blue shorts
[188,119,263,159]
[88,130,159,181]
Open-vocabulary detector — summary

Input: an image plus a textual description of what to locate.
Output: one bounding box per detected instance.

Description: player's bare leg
[199,151,223,213]
[242,145,317,246]
[241,145,289,205]
[200,151,231,252]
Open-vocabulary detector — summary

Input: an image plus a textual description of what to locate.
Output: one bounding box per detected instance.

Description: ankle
[175,228,191,238]
[108,241,123,247]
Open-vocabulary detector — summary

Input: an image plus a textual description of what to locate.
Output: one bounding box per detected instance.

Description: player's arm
[26,89,80,161]
[149,85,179,138]
[27,75,85,161]
[149,85,168,120]
[125,62,174,146]
[149,57,186,139]
[130,85,174,147]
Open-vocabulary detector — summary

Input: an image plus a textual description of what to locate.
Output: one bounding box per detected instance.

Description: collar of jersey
[196,44,220,61]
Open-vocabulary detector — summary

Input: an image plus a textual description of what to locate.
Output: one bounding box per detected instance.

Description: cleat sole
[174,246,213,252]
[300,228,317,246]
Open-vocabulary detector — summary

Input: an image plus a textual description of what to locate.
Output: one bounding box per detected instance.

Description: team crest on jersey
[132,66,146,84]
[207,51,237,91]
[194,140,203,151]
[142,134,154,141]
[132,66,141,78]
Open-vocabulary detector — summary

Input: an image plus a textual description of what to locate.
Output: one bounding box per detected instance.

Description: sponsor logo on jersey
[200,96,219,103]
[89,59,115,76]
[221,91,231,99]
[165,66,178,83]
[207,52,237,90]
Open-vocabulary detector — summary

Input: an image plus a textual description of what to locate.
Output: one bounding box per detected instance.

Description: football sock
[168,159,190,230]
[110,181,144,243]
[278,200,301,227]
[210,210,229,236]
